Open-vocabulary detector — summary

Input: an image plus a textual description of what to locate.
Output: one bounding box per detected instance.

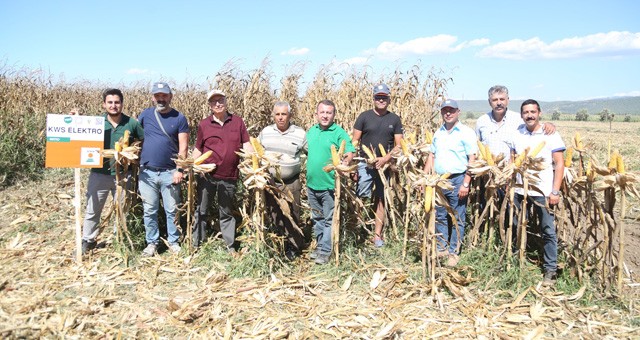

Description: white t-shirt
[512,124,566,197]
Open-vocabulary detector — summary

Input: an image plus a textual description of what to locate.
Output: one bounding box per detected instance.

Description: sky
[1,0,639,101]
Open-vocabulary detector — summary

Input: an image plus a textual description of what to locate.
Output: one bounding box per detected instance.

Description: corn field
[1,62,639,337]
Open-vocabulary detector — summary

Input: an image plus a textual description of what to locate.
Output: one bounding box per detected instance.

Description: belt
[142,165,173,172]
[448,172,466,178]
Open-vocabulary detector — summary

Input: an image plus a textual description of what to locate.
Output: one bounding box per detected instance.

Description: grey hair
[488,85,509,98]
[273,101,291,114]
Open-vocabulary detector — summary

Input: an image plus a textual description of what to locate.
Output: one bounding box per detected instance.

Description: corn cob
[425,130,433,144]
[484,144,495,166]
[250,137,264,157]
[574,132,583,150]
[331,144,340,166]
[616,153,625,174]
[476,141,487,161]
[122,130,130,147]
[514,150,527,167]
[407,132,416,144]
[440,173,450,180]
[424,186,433,212]
[607,152,618,170]
[528,141,546,158]
[194,150,213,165]
[564,147,574,167]
[114,141,122,152]
[378,144,387,157]
[362,145,376,160]
[400,138,410,155]
[251,154,259,169]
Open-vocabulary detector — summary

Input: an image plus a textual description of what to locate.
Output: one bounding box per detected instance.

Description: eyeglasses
[374,95,389,101]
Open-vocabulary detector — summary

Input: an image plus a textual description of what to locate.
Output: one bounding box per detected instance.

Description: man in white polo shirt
[424,99,477,267]
[512,99,565,286]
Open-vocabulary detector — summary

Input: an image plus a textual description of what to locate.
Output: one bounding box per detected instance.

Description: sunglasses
[374,95,389,101]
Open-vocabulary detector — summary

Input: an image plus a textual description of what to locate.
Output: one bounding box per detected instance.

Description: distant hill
[458,96,640,115]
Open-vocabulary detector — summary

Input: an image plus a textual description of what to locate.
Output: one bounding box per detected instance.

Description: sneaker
[309,249,319,260]
[81,240,97,255]
[142,243,157,257]
[437,249,449,258]
[542,271,557,287]
[373,237,385,248]
[445,254,460,267]
[285,249,298,261]
[169,244,181,254]
[314,253,330,265]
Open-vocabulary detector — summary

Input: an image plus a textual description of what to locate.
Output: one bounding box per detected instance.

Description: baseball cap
[151,82,172,94]
[207,89,226,101]
[373,83,391,96]
[440,99,459,110]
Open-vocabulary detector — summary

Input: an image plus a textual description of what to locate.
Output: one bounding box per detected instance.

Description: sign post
[45,114,105,263]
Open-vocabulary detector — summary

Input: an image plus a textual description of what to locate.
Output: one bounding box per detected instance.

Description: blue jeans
[435,174,467,255]
[139,168,181,246]
[307,188,334,256]
[356,162,385,198]
[513,194,558,273]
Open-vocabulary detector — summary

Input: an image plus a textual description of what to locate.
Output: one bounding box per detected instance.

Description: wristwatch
[177,168,184,173]
[551,190,560,196]
[462,182,470,188]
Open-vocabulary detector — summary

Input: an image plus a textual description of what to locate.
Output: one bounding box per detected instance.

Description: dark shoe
[542,271,557,287]
[82,240,97,255]
[314,253,330,265]
[285,249,298,261]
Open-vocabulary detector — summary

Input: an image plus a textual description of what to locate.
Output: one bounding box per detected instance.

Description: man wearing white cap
[424,99,477,267]
[191,89,252,253]
[138,82,190,256]
[352,83,403,248]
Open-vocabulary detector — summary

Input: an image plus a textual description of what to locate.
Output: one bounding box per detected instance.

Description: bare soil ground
[1,169,639,338]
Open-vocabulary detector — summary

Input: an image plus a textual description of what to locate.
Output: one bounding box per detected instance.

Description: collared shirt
[306,123,355,191]
[258,124,307,180]
[430,122,477,175]
[512,125,566,197]
[475,109,523,159]
[93,113,144,175]
[195,112,250,180]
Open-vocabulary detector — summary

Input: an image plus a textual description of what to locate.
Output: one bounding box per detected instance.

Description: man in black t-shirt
[352,84,403,247]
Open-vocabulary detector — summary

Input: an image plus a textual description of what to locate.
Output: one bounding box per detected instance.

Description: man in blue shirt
[138,82,189,256]
[424,99,477,267]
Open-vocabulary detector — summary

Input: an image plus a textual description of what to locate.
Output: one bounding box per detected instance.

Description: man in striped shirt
[258,101,307,260]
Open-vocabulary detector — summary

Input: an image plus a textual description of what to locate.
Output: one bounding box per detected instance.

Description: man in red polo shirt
[191,89,252,252]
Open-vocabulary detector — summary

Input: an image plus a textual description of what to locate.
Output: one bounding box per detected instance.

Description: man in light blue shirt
[424,99,477,267]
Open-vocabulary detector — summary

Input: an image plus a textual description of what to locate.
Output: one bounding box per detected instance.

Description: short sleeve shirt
[93,113,144,175]
[475,110,523,160]
[258,124,307,180]
[430,122,478,175]
[513,126,566,197]
[306,123,356,191]
[195,113,250,180]
[353,109,403,157]
[139,107,190,169]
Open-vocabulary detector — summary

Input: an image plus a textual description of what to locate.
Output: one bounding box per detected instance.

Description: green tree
[575,109,589,121]
[551,110,561,121]
[599,108,614,122]
[624,114,632,122]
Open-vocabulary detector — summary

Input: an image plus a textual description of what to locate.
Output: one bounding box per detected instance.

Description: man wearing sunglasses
[352,84,404,248]
[424,99,477,267]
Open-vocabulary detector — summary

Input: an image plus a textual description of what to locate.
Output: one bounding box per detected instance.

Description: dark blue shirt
[139,107,189,169]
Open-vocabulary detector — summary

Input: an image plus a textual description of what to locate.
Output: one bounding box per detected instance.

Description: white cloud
[126,68,149,75]
[365,34,474,60]
[477,31,640,60]
[281,47,310,56]
[613,90,640,97]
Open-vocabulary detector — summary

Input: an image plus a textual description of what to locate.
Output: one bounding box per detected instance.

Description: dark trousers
[193,175,237,249]
[265,176,305,252]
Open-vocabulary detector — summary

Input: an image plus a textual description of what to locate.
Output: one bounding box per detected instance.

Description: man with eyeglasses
[424,99,477,267]
[351,83,403,248]
[191,89,252,254]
